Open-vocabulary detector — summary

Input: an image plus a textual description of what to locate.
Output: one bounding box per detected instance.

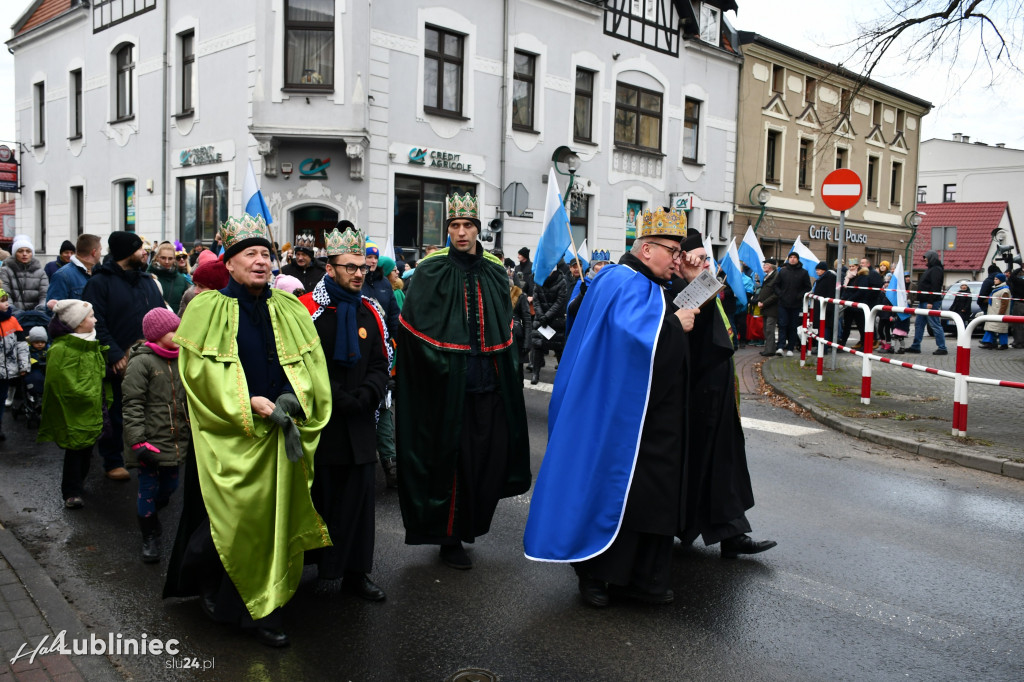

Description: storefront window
[394,174,475,256]
[180,173,228,244]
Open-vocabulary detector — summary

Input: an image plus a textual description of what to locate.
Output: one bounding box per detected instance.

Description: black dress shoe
[720,534,777,559]
[610,584,674,604]
[439,543,472,570]
[578,577,609,608]
[252,627,290,648]
[342,574,386,602]
[530,370,540,385]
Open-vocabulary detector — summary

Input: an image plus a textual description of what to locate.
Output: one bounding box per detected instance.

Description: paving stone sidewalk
[752,337,1024,480]
[0,498,122,682]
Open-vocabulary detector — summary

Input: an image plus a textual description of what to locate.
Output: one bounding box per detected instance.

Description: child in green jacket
[38,300,110,509]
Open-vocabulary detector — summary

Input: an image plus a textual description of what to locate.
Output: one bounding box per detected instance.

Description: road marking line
[741,417,823,436]
[771,571,968,642]
[524,381,554,393]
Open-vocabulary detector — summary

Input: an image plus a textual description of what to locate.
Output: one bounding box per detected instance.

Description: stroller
[12,309,51,428]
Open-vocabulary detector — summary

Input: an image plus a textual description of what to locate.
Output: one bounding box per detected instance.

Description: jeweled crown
[639,207,687,238]
[294,232,316,250]
[446,193,479,221]
[325,226,365,257]
[221,214,271,250]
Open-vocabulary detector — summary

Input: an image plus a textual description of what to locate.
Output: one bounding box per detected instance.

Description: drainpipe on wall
[159,0,169,241]
[498,0,509,250]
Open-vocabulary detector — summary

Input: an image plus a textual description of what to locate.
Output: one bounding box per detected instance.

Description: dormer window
[604,0,681,56]
[699,3,721,45]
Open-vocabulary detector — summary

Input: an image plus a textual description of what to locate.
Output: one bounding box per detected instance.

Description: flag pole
[557,177,583,273]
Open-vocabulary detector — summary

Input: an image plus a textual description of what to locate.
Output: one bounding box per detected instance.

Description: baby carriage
[12,309,50,428]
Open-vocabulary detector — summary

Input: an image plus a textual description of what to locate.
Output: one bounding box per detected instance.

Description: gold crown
[638,208,686,239]
[325,226,365,257]
[294,232,316,250]
[446,193,479,221]
[221,214,271,250]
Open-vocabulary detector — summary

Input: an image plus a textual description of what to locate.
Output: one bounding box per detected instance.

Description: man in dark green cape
[396,193,531,570]
[672,230,776,559]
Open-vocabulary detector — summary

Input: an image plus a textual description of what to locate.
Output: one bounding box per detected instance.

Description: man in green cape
[396,193,531,570]
[163,214,331,648]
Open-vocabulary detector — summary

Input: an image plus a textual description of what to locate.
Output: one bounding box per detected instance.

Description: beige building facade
[734,34,931,270]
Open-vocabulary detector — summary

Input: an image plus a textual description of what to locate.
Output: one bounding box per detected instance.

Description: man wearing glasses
[525,208,698,608]
[300,225,391,603]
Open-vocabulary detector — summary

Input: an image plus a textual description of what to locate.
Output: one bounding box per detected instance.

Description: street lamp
[748,183,771,233]
[552,145,581,208]
[903,209,924,272]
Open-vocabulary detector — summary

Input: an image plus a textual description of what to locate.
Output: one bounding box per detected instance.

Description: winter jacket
[775,261,812,308]
[513,260,535,296]
[47,257,91,302]
[0,257,49,311]
[0,316,29,381]
[949,289,973,322]
[915,252,945,305]
[44,256,71,279]
[38,333,109,450]
[757,269,780,317]
[984,284,1011,333]
[511,284,531,351]
[533,268,568,329]
[148,262,191,313]
[360,268,401,336]
[280,259,327,294]
[81,261,166,365]
[121,341,190,466]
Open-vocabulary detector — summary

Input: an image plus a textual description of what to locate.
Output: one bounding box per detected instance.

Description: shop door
[292,205,339,248]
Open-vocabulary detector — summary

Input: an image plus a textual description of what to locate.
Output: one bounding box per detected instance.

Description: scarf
[72,330,97,341]
[322,275,362,367]
[145,341,180,359]
[0,309,11,323]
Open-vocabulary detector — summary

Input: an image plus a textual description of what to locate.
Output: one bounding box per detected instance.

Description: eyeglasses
[332,263,371,275]
[175,255,187,260]
[646,241,683,260]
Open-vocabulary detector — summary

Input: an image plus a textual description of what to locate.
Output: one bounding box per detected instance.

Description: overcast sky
[0,1,1019,147]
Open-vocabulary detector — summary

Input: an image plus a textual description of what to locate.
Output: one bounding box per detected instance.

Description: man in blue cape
[524,208,698,607]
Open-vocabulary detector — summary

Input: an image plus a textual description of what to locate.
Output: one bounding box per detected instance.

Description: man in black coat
[757,258,780,356]
[528,264,568,384]
[674,231,776,560]
[301,225,390,602]
[907,250,947,355]
[774,252,812,355]
[513,247,535,296]
[280,235,327,293]
[811,261,837,350]
[978,263,1002,313]
[82,231,165,480]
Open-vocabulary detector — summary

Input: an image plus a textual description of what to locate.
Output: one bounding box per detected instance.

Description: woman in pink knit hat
[122,307,190,563]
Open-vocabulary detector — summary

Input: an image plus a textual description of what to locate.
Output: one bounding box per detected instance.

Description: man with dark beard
[300,225,390,602]
[396,193,531,570]
[672,229,776,559]
[82,231,165,481]
[525,209,698,607]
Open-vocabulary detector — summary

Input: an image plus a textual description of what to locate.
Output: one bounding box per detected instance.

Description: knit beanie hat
[365,241,380,258]
[272,274,304,293]
[142,307,180,343]
[11,235,34,255]
[196,249,218,266]
[59,240,75,254]
[518,247,530,258]
[53,299,93,331]
[994,272,1007,283]
[28,326,48,343]
[108,231,143,261]
[190,258,230,291]
[378,256,396,277]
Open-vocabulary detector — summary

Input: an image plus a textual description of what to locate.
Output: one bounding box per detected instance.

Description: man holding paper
[524,208,698,608]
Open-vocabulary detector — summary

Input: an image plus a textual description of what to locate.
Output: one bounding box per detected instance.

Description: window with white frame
[943,183,956,202]
[69,70,82,139]
[114,43,135,121]
[574,68,595,143]
[71,185,85,236]
[682,97,700,162]
[917,185,926,203]
[512,50,537,131]
[179,31,195,113]
[765,129,781,185]
[866,155,880,201]
[699,3,720,45]
[890,161,903,207]
[798,138,813,189]
[805,76,816,104]
[614,82,662,152]
[33,82,45,146]
[284,0,334,89]
[36,191,47,247]
[424,25,465,116]
[836,146,848,169]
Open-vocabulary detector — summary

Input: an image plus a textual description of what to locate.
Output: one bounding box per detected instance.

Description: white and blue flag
[243,159,273,224]
[534,168,572,282]
[721,238,748,307]
[791,236,820,281]
[737,225,766,274]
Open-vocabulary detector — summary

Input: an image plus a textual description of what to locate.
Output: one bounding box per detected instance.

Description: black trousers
[308,462,375,579]
[573,530,673,592]
[61,446,94,499]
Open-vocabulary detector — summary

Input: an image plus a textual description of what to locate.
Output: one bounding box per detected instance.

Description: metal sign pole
[830,211,846,370]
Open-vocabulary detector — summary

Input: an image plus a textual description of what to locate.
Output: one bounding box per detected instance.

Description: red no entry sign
[820,168,863,212]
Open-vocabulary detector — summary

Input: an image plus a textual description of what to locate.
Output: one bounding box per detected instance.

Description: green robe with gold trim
[174,288,332,620]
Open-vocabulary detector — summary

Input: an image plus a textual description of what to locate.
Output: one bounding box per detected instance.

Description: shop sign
[173,140,235,169]
[390,143,485,175]
[0,146,19,193]
[299,157,330,179]
[670,192,696,212]
[808,224,868,244]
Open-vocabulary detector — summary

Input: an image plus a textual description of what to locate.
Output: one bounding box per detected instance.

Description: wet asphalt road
[1,385,1022,681]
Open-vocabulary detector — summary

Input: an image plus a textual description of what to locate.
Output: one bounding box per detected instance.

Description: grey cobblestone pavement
[755,336,1024,480]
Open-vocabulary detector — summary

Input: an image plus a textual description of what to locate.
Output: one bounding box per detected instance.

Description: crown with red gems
[639,207,686,238]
